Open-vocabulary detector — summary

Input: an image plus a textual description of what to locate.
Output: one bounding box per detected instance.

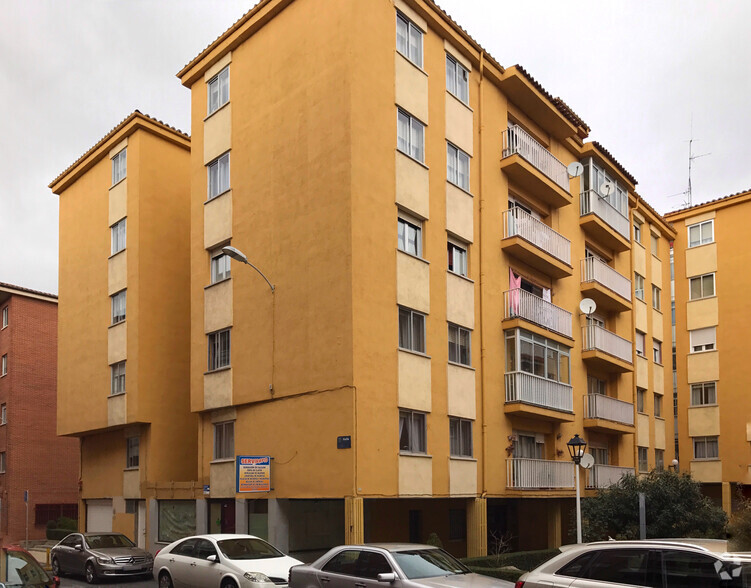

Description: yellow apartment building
[666,188,751,514]
[49,112,196,548]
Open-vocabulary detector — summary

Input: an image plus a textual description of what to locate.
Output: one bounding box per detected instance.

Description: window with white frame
[208,329,231,371]
[587,376,606,395]
[693,436,719,460]
[688,219,714,248]
[396,12,423,68]
[633,219,642,243]
[591,446,609,465]
[111,290,126,324]
[397,214,422,257]
[447,143,470,191]
[398,307,425,353]
[399,409,426,453]
[207,66,229,115]
[214,421,235,460]
[111,218,126,255]
[653,339,662,364]
[207,153,230,200]
[446,53,469,103]
[634,273,645,300]
[447,240,468,277]
[0,452,5,474]
[652,285,661,311]
[655,449,664,471]
[397,109,425,163]
[514,432,544,459]
[635,331,646,357]
[0,404,5,425]
[651,232,660,256]
[449,417,472,457]
[581,159,628,216]
[654,393,663,418]
[505,329,571,385]
[111,361,126,395]
[690,327,716,352]
[1,354,6,376]
[126,437,139,469]
[210,250,231,284]
[689,273,715,300]
[691,382,717,406]
[638,446,648,472]
[111,148,126,185]
[448,323,471,366]
[1,306,7,328]
[636,388,646,413]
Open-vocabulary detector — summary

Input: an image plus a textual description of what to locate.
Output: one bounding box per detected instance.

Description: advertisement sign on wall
[236,455,272,493]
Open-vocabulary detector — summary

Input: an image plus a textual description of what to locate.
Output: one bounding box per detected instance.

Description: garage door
[86,499,113,532]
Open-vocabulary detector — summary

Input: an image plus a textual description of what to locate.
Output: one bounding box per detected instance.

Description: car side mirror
[74,544,84,551]
[377,573,396,583]
[207,554,218,563]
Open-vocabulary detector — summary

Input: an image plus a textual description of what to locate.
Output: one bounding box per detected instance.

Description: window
[688,219,714,248]
[633,219,642,243]
[158,500,197,543]
[447,143,470,190]
[689,273,715,300]
[0,452,5,473]
[111,361,126,395]
[514,432,544,459]
[0,404,5,425]
[587,376,606,395]
[396,12,423,67]
[652,285,661,311]
[111,290,126,324]
[447,240,468,277]
[581,158,628,216]
[111,218,126,254]
[651,232,660,256]
[126,437,139,469]
[638,446,648,472]
[637,388,646,413]
[397,214,422,257]
[111,148,126,185]
[584,549,652,583]
[207,153,230,200]
[397,109,425,163]
[446,53,469,103]
[214,421,235,460]
[634,273,645,300]
[399,409,426,453]
[693,436,719,460]
[505,329,571,385]
[1,354,6,376]
[398,307,426,353]
[655,449,665,471]
[35,504,78,526]
[210,250,231,284]
[449,509,466,541]
[653,339,662,364]
[207,66,229,115]
[1,306,7,328]
[690,327,716,352]
[635,331,646,357]
[448,323,471,366]
[654,393,663,418]
[208,329,231,371]
[449,417,472,457]
[691,382,717,406]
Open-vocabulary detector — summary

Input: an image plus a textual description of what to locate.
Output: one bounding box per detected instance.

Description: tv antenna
[666,117,711,209]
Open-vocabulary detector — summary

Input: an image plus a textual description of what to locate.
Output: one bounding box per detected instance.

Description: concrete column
[466,497,487,557]
[547,500,562,548]
[196,499,208,535]
[268,499,290,553]
[148,499,159,553]
[235,499,248,534]
[345,497,364,544]
[722,482,732,516]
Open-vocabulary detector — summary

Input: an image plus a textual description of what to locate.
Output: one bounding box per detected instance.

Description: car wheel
[159,571,174,588]
[51,557,62,577]
[85,562,97,584]
[221,580,238,588]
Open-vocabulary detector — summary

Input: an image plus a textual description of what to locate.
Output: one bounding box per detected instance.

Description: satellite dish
[579,298,597,316]
[580,453,595,469]
[567,162,584,178]
[600,181,615,197]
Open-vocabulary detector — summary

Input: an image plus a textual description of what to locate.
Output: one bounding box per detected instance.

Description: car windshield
[392,549,470,579]
[217,538,284,560]
[85,534,135,549]
[5,549,53,587]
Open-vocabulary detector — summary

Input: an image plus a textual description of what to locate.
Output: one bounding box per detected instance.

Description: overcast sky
[2,0,750,294]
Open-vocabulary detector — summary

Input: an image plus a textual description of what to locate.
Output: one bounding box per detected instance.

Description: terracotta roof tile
[0,282,57,300]
[591,141,637,187]
[665,187,751,217]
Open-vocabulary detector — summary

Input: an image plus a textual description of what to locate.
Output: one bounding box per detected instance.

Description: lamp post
[567,433,587,544]
[668,458,679,471]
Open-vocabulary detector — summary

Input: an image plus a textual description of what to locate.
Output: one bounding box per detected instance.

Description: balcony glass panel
[502,125,569,191]
[503,208,571,265]
[506,458,574,489]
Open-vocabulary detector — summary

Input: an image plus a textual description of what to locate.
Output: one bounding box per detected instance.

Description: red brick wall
[0,294,80,543]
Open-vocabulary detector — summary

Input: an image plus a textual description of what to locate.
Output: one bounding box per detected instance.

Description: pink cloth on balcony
[509,269,521,315]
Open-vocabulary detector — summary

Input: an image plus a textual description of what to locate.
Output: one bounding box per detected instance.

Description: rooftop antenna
[685,116,711,208]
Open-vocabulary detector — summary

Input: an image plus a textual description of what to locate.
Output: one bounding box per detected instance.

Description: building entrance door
[208,500,236,534]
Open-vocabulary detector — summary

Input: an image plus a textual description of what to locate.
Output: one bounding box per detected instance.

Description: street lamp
[567,434,587,544]
[222,246,275,292]
[669,458,679,471]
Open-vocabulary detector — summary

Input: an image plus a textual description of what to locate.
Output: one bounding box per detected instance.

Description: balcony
[504,372,574,422]
[582,325,633,372]
[503,289,572,338]
[507,458,574,490]
[500,125,572,209]
[579,190,630,252]
[501,209,572,278]
[580,258,632,313]
[583,394,635,433]
[586,465,634,489]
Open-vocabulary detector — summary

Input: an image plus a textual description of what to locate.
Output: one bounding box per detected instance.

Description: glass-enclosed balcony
[502,208,572,278]
[507,458,574,490]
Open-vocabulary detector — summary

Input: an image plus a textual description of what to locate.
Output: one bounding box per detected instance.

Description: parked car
[516,539,751,587]
[153,533,303,588]
[50,531,153,584]
[289,543,514,588]
[1,545,59,588]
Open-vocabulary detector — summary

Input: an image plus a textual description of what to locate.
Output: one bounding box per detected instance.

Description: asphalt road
[59,575,156,588]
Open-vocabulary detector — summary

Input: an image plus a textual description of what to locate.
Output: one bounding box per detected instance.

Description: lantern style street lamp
[567,434,587,543]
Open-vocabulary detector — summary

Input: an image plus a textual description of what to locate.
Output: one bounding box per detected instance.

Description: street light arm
[241,259,275,293]
[222,246,275,292]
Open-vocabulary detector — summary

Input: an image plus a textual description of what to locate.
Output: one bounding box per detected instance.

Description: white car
[154,534,303,588]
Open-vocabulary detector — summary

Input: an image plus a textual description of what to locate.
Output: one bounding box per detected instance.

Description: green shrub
[465,566,523,583]
[56,517,77,531]
[463,548,560,573]
[46,516,78,541]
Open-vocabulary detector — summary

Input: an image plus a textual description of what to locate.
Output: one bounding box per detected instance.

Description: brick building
[0,283,79,544]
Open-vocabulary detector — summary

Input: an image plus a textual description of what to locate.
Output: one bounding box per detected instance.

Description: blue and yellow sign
[236,455,272,493]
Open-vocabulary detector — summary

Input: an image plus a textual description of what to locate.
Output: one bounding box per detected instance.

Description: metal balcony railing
[507,458,574,489]
[580,189,630,241]
[502,125,570,192]
[581,257,631,302]
[582,325,633,364]
[584,394,634,426]
[504,289,572,338]
[586,464,634,489]
[502,208,571,266]
[505,372,574,413]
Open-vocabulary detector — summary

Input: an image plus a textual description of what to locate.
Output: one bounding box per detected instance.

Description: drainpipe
[478,51,487,496]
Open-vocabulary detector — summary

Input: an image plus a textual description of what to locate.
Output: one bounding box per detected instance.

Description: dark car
[1,545,59,588]
[50,532,153,584]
